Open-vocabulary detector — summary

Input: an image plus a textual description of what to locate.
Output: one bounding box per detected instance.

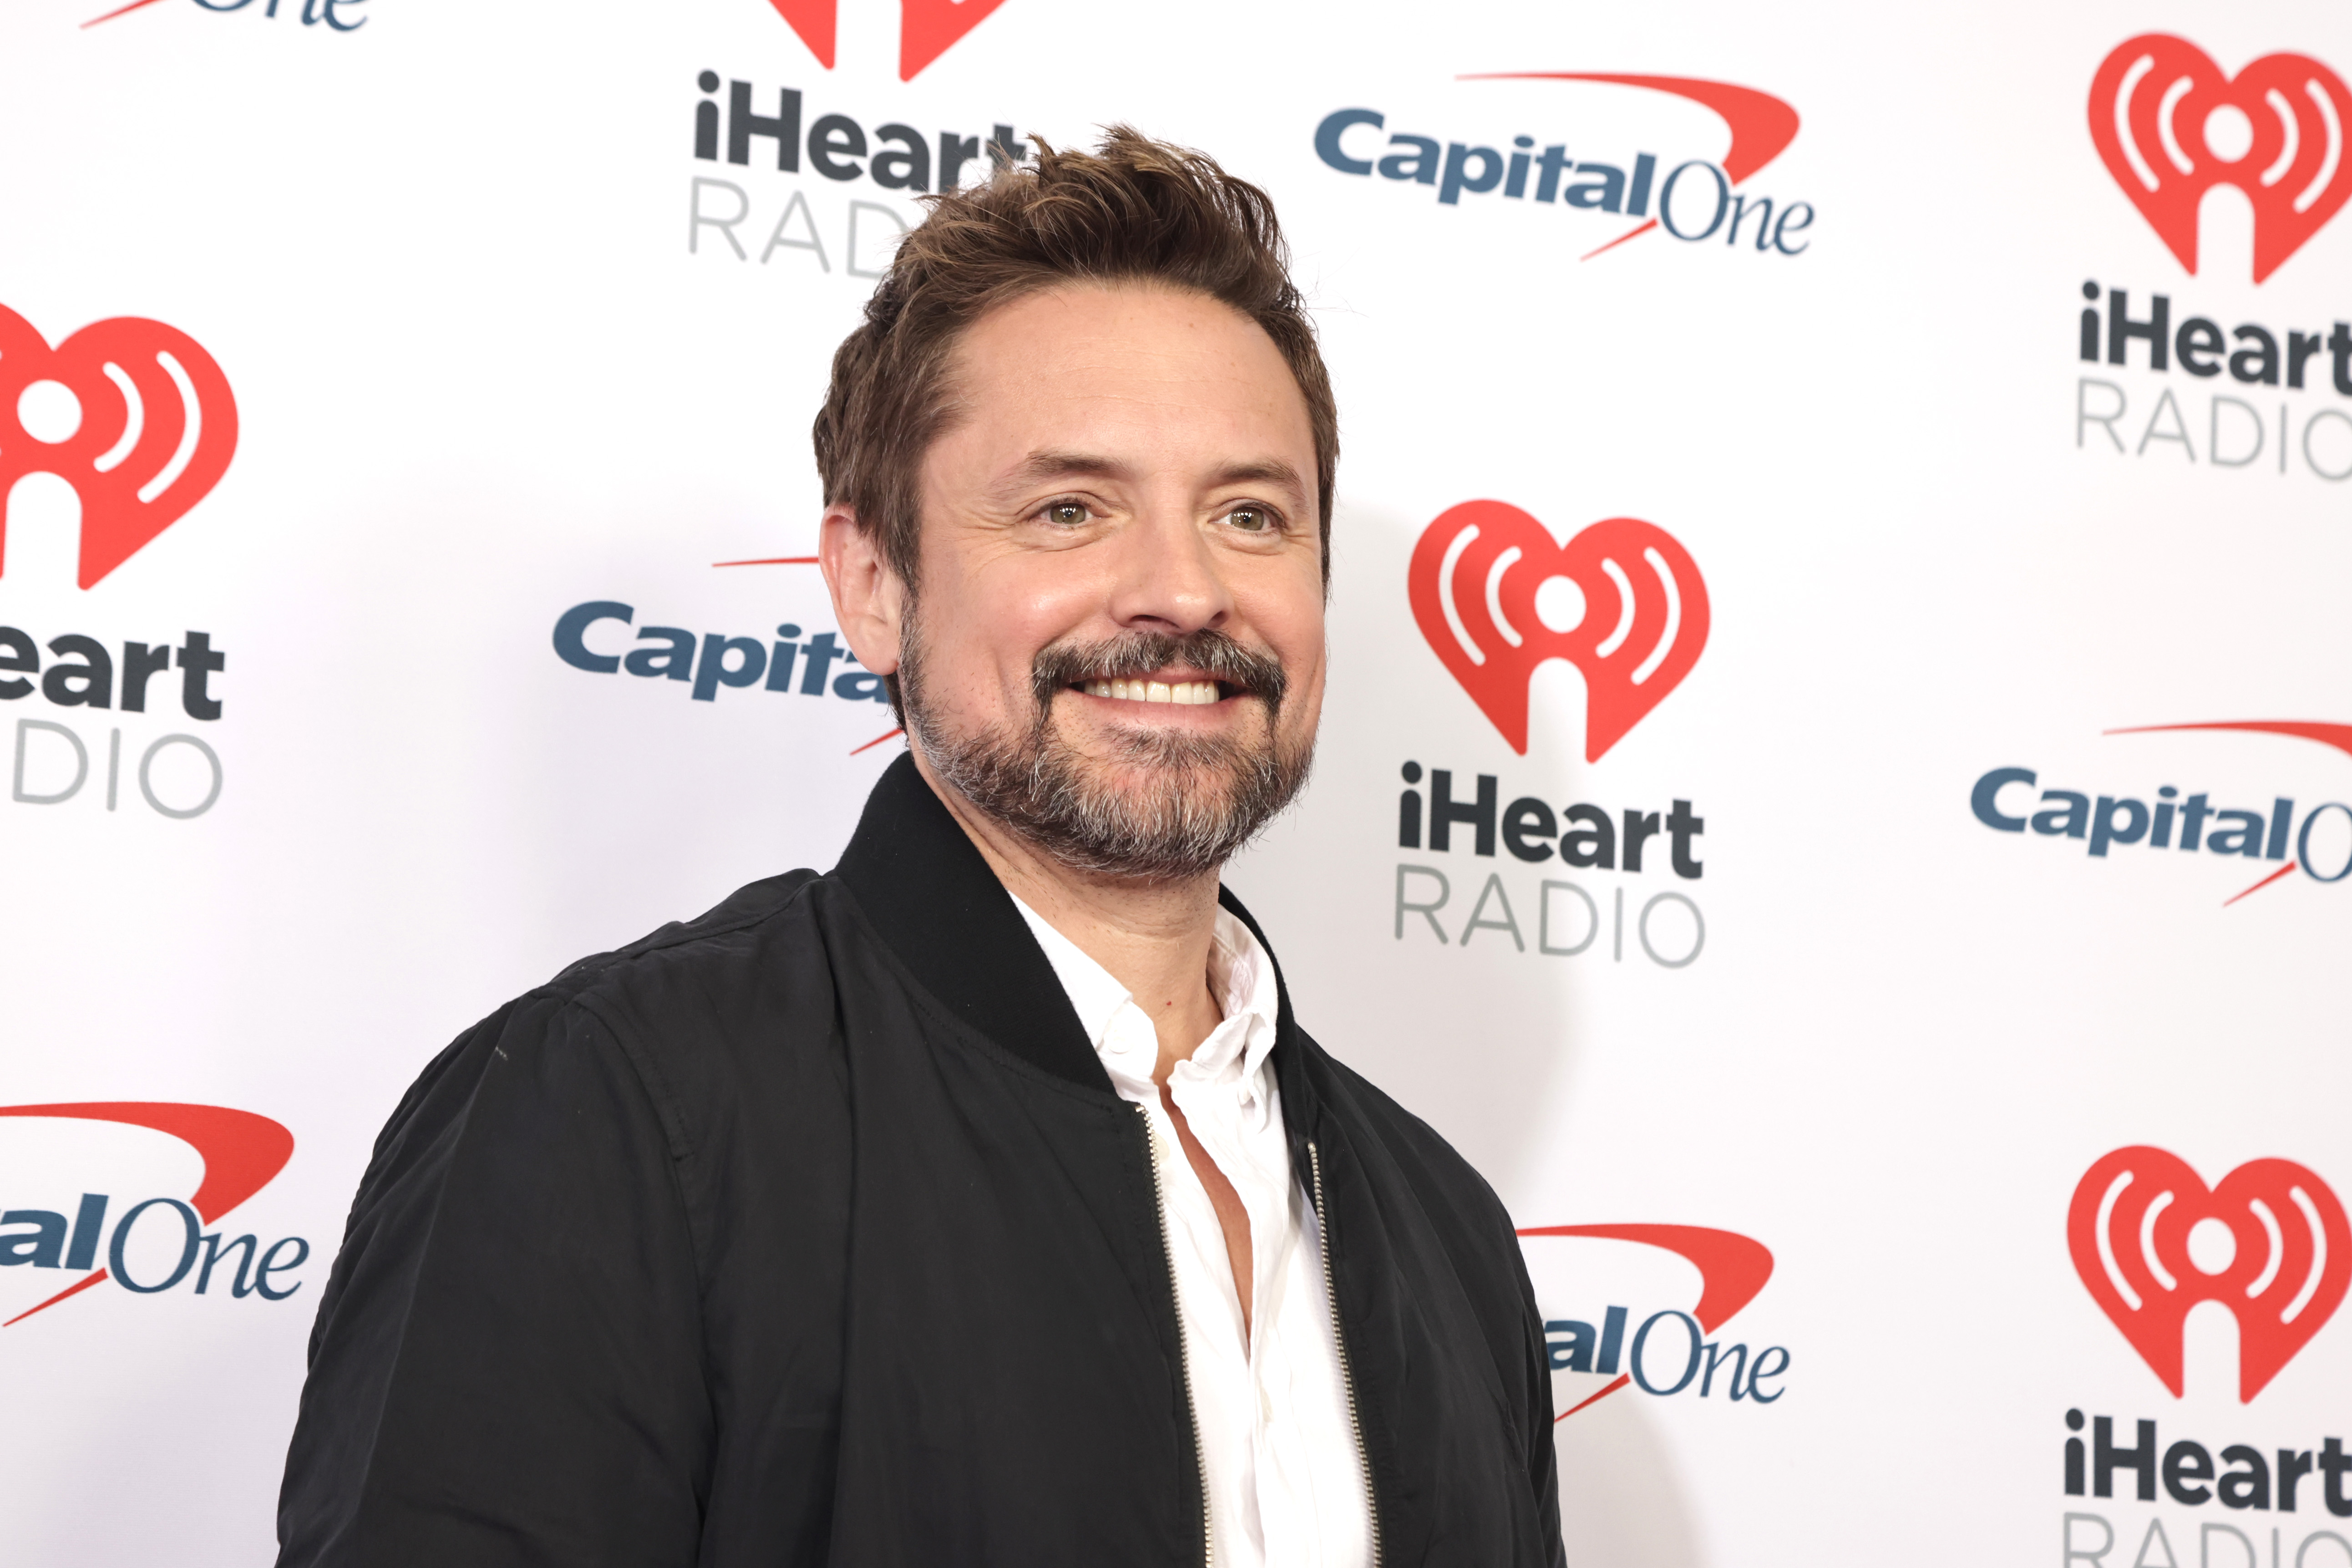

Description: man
[277,129,1561,1568]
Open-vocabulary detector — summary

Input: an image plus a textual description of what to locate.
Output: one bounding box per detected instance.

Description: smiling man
[275,131,1561,1568]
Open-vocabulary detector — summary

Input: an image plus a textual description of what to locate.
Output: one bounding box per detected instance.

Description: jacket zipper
[1140,1104,1214,1568]
[1309,1139,1384,1568]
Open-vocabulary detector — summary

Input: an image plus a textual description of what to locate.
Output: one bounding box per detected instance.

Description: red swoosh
[81,0,172,25]
[1518,1223,1775,1419]
[1520,1223,1773,1330]
[1559,1373,1632,1416]
[1580,222,1658,261]
[2224,861,2300,906]
[2108,723,2352,906]
[2106,720,2352,761]
[0,1103,294,1325]
[1463,73,1800,260]
[1464,74,1800,183]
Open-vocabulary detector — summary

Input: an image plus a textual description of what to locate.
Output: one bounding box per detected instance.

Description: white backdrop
[2,1,2347,1563]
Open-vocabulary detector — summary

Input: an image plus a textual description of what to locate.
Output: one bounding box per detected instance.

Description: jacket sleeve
[1516,1248,1568,1568]
[274,990,711,1568]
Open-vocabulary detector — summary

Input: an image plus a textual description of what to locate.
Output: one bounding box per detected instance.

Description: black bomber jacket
[275,754,1565,1566]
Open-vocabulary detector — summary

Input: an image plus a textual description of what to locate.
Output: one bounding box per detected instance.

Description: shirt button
[1259,1385,1273,1423]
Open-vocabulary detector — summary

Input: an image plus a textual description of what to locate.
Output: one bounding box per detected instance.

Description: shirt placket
[1186,1036,1301,1557]
[1241,1080,1314,1567]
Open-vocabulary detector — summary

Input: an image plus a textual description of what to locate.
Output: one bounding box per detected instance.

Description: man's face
[884,283,1326,881]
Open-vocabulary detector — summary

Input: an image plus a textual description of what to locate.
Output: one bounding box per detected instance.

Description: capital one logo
[2069,1147,2349,1401]
[2090,35,2352,283]
[0,1102,298,1324]
[0,303,238,589]
[1410,502,1708,758]
[1315,73,1808,263]
[763,0,1006,81]
[1519,1223,1780,1416]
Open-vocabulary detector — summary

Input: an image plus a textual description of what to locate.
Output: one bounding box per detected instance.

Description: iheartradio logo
[0,303,237,589]
[2090,35,2352,284]
[2069,1147,2349,1402]
[1409,502,1708,759]
[763,0,1006,81]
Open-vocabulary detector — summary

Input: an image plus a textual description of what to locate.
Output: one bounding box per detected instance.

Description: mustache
[897,617,1314,882]
[1029,630,1288,715]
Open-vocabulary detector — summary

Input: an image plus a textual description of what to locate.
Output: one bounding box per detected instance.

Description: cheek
[1286,657,1329,730]
[912,589,1062,711]
[1271,609,1328,724]
[1242,572,1328,675]
[988,553,1115,631]
[960,558,1116,669]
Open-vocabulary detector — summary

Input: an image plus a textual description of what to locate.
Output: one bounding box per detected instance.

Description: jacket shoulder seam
[545,870,823,994]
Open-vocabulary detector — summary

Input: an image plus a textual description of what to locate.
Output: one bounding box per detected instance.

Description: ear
[820,505,907,676]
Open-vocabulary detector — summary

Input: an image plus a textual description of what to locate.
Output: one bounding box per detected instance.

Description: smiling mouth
[1078,677,1226,706]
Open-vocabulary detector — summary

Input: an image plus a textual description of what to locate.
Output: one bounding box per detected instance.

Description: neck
[912,747,1226,1081]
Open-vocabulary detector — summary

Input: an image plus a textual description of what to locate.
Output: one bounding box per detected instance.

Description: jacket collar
[832,753,1318,1139]
[832,753,1111,1093]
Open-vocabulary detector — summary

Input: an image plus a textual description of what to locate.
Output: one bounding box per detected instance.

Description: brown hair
[811,126,1338,594]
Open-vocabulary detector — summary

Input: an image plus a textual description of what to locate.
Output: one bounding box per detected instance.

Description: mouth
[1077,676,1228,707]
[1029,630,1284,724]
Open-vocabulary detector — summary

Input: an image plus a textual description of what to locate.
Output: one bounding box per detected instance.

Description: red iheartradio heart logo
[765,0,1009,80]
[1408,502,1708,760]
[0,303,238,589]
[2090,35,2352,284]
[2068,1147,2350,1401]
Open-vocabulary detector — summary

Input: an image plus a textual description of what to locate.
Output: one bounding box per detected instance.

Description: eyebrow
[1003,450,1134,489]
[1208,458,1308,495]
[1000,450,1308,497]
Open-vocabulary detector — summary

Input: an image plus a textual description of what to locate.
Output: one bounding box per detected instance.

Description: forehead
[937,283,1315,474]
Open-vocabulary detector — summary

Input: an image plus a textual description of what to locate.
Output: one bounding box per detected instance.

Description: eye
[1040,500,1092,527]
[1223,506,1274,534]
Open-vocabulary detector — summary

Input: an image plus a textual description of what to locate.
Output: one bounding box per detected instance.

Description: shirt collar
[1008,895,1280,1087]
[1204,910,1280,1083]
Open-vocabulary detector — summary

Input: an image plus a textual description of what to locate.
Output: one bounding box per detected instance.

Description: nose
[1102,499,1235,637]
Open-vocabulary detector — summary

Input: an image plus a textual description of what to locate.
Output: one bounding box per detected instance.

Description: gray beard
[899,624,1313,883]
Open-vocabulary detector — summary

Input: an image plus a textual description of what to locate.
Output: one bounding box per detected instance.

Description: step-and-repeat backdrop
[3,0,2347,1562]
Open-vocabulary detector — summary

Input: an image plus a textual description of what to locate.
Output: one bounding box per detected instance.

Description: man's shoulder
[546,869,823,991]
[412,868,873,1169]
[521,868,852,1055]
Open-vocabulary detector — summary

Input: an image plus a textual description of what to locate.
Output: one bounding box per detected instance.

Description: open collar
[831,752,1316,1139]
[1008,892,1282,1094]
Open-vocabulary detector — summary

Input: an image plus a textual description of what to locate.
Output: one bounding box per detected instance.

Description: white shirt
[1010,895,1375,1568]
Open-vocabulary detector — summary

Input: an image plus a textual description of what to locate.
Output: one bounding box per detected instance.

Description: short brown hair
[812,126,1338,592]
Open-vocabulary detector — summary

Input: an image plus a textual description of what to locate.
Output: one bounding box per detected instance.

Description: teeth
[1083,679,1220,705]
